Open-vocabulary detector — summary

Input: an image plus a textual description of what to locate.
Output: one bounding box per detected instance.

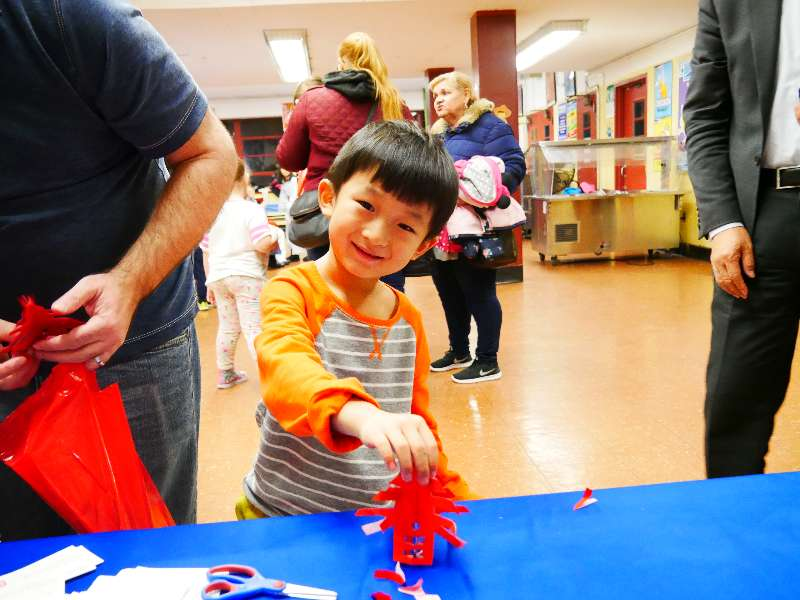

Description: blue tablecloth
[1,473,798,598]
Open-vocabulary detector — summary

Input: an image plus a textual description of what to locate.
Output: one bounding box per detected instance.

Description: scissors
[201,564,337,599]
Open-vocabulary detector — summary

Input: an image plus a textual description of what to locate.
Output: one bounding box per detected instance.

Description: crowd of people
[1,0,796,542]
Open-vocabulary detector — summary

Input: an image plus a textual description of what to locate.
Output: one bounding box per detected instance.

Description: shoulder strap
[365,100,379,125]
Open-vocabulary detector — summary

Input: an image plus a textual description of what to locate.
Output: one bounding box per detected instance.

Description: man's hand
[333,401,439,485]
[794,102,800,125]
[32,272,139,370]
[0,318,39,390]
[710,226,756,299]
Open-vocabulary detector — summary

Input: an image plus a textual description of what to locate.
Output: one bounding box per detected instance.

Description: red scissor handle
[208,564,257,579]
[202,580,236,598]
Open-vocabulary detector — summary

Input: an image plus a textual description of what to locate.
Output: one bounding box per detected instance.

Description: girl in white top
[201,160,278,388]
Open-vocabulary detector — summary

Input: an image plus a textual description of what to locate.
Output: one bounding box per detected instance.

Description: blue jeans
[0,325,200,540]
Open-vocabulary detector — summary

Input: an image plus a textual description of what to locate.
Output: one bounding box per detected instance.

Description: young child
[238,121,470,519]
[201,160,278,389]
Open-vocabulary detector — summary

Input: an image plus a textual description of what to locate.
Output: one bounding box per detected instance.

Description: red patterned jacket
[276,70,413,193]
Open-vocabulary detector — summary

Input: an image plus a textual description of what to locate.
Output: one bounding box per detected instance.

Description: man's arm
[34,112,237,367]
[684,0,755,299]
[684,0,742,236]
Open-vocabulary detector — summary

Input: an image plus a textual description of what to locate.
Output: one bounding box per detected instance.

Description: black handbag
[287,188,327,249]
[454,228,519,269]
[287,100,379,249]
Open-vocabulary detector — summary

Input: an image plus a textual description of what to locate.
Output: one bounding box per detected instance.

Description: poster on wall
[605,85,615,138]
[677,59,693,170]
[558,103,568,140]
[653,61,673,135]
[566,100,578,139]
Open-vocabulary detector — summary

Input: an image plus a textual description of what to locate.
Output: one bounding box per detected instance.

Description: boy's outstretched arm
[332,401,439,485]
[256,278,381,453]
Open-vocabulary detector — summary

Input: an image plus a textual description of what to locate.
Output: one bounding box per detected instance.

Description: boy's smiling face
[319,170,436,281]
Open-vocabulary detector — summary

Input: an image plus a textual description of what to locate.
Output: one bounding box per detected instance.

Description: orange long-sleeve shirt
[244,262,469,516]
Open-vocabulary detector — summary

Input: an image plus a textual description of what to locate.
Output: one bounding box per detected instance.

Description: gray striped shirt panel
[245,308,416,516]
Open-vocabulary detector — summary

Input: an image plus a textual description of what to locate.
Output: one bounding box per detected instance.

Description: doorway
[528,108,553,143]
[614,77,647,190]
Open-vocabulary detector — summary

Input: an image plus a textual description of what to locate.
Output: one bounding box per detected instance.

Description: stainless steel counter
[525,190,681,263]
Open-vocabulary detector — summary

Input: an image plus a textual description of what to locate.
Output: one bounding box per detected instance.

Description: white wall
[521,75,548,114]
[586,26,696,89]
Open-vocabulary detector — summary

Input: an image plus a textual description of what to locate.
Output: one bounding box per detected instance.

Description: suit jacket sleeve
[684,0,744,238]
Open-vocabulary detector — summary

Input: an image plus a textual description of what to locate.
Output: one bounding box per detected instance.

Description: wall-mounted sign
[653,61,673,135]
[605,85,615,138]
[557,103,568,140]
[677,59,693,170]
[566,100,578,139]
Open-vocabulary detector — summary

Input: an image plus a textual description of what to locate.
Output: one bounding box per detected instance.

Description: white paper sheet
[0,545,102,600]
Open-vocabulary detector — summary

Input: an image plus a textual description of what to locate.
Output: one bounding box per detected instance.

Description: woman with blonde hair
[277,32,413,291]
[428,71,525,384]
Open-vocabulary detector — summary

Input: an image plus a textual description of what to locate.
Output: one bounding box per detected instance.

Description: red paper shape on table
[371,593,393,600]
[3,296,84,357]
[356,474,469,566]
[0,363,175,533]
[374,569,405,585]
[573,487,598,511]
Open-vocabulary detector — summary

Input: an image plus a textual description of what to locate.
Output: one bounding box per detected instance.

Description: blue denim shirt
[0,0,208,363]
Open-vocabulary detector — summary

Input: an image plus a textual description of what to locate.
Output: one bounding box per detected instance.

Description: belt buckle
[776,166,800,190]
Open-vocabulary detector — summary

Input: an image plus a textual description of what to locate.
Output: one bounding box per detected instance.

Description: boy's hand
[333,401,439,485]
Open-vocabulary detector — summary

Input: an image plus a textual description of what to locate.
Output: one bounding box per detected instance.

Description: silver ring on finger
[94,355,106,367]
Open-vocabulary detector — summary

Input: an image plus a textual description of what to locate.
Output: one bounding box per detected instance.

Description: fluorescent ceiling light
[264,29,310,83]
[516,20,587,72]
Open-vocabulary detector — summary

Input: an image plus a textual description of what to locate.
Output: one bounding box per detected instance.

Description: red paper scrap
[371,593,392,600]
[374,569,405,585]
[573,487,598,511]
[356,474,469,566]
[4,296,83,357]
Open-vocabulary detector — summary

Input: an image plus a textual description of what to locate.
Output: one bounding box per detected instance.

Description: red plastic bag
[0,364,174,533]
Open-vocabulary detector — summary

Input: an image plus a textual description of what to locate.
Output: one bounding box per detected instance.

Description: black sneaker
[451,359,502,384]
[430,349,473,372]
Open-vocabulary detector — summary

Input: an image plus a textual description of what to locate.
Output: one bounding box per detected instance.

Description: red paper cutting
[371,593,392,600]
[573,487,597,511]
[4,296,83,357]
[356,474,469,566]
[374,569,405,585]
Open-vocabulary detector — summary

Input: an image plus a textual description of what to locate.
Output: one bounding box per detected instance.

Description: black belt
[762,166,800,190]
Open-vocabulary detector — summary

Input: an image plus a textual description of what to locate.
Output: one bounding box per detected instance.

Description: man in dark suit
[685,0,800,477]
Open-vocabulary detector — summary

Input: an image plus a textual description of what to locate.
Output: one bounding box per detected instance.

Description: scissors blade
[283,583,337,599]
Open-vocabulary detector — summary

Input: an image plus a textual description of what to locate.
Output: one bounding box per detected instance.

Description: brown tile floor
[195,255,800,523]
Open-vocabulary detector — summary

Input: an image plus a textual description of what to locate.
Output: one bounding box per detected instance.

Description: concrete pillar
[470,10,519,139]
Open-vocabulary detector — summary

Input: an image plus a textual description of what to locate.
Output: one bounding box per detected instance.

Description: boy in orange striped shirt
[238,121,470,518]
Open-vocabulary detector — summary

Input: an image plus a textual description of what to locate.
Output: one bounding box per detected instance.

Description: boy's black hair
[327,120,458,238]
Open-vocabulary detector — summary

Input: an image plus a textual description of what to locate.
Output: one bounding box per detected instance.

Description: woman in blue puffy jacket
[428,71,526,384]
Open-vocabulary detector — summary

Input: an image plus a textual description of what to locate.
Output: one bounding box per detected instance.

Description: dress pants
[706,185,800,477]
